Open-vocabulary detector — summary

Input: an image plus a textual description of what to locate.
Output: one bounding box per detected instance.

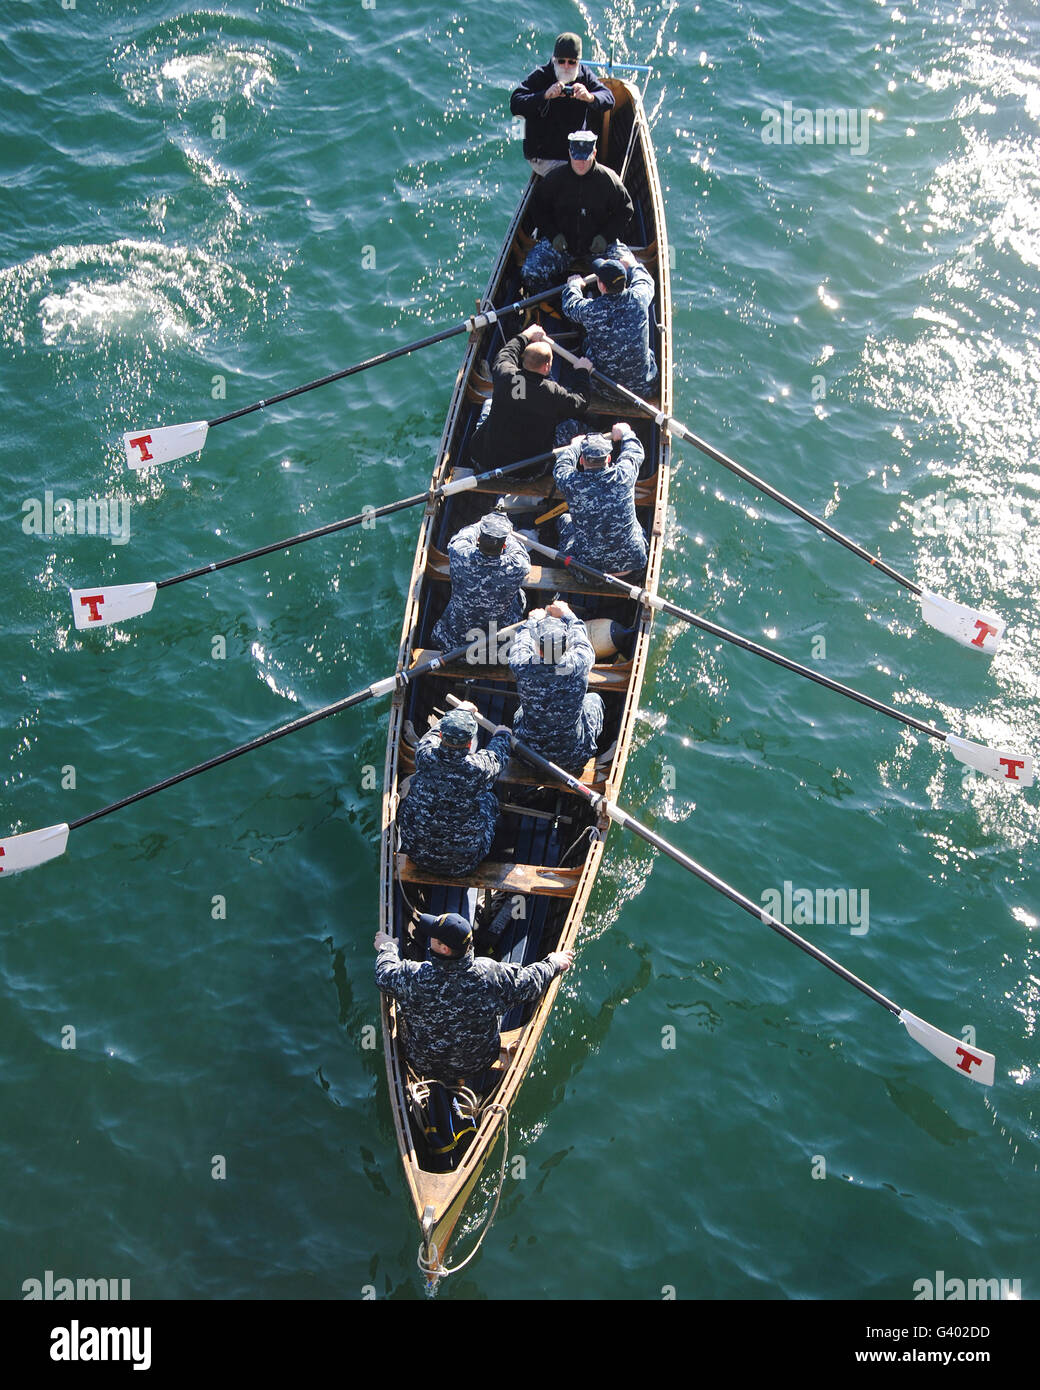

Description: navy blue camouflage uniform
[431,518,530,652]
[375,940,564,1082]
[553,427,648,573]
[398,721,512,876]
[562,261,658,400]
[510,613,604,772]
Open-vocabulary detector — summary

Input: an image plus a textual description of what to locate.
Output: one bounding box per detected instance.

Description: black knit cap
[554,33,582,60]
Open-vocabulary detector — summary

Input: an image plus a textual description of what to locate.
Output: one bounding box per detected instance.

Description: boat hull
[378,74,671,1282]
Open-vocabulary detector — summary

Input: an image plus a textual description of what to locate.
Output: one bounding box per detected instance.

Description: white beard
[554,60,579,84]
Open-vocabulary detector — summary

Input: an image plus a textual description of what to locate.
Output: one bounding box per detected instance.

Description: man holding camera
[510,33,614,177]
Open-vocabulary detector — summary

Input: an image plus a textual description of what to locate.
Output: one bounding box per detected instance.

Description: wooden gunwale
[377,76,670,1276]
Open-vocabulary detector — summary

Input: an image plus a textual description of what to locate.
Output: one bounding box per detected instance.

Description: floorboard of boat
[397,741,604,790]
[424,550,629,599]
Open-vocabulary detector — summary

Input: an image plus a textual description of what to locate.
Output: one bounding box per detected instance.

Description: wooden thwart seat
[586,393,661,418]
[397,854,581,899]
[466,469,659,502]
[465,377,493,404]
[464,376,659,420]
[424,548,621,598]
[397,739,604,790]
[411,649,633,693]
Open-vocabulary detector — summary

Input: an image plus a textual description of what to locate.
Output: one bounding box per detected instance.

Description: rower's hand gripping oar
[522,537,1033,788]
[446,695,996,1086]
[0,626,522,876]
[69,450,564,630]
[549,339,1006,656]
[122,277,597,470]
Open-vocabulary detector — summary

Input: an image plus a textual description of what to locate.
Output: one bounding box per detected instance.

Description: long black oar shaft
[550,341,920,595]
[606,806,899,1014]
[526,539,945,743]
[67,689,380,831]
[157,452,559,591]
[207,279,595,429]
[447,695,899,1015]
[449,695,996,1081]
[66,630,520,834]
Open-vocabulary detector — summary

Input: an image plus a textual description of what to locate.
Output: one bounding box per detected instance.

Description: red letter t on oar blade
[919,591,1005,655]
[899,1010,995,1085]
[69,583,158,630]
[123,421,209,470]
[946,735,1034,788]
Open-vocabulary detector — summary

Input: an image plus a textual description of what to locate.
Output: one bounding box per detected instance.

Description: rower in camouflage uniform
[509,601,604,773]
[397,705,512,877]
[553,425,648,574]
[431,512,530,653]
[374,913,573,1083]
[561,249,658,402]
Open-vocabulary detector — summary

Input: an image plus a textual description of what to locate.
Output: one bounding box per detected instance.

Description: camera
[562,84,575,95]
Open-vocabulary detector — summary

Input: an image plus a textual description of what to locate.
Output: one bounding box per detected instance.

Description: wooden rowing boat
[378,69,670,1283]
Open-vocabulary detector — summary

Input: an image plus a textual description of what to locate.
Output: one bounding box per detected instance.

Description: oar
[70,450,562,630]
[550,340,1006,655]
[0,627,521,877]
[121,277,598,469]
[448,695,996,1086]
[522,538,1033,787]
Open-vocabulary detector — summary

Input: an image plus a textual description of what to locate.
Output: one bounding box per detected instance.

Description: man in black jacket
[469,323,591,474]
[510,32,615,177]
[521,129,633,294]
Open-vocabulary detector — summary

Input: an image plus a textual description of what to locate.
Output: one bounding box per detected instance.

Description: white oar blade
[0,823,70,877]
[946,734,1033,787]
[919,590,1005,655]
[898,1010,995,1085]
[70,582,157,630]
[123,420,208,470]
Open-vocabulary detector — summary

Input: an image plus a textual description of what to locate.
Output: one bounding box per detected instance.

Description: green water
[1,0,1037,1304]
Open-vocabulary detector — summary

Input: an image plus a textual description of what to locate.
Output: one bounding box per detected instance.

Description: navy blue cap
[568,130,597,158]
[532,613,569,662]
[592,256,626,291]
[579,433,612,465]
[438,709,477,747]
[417,912,473,957]
[477,511,512,554]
